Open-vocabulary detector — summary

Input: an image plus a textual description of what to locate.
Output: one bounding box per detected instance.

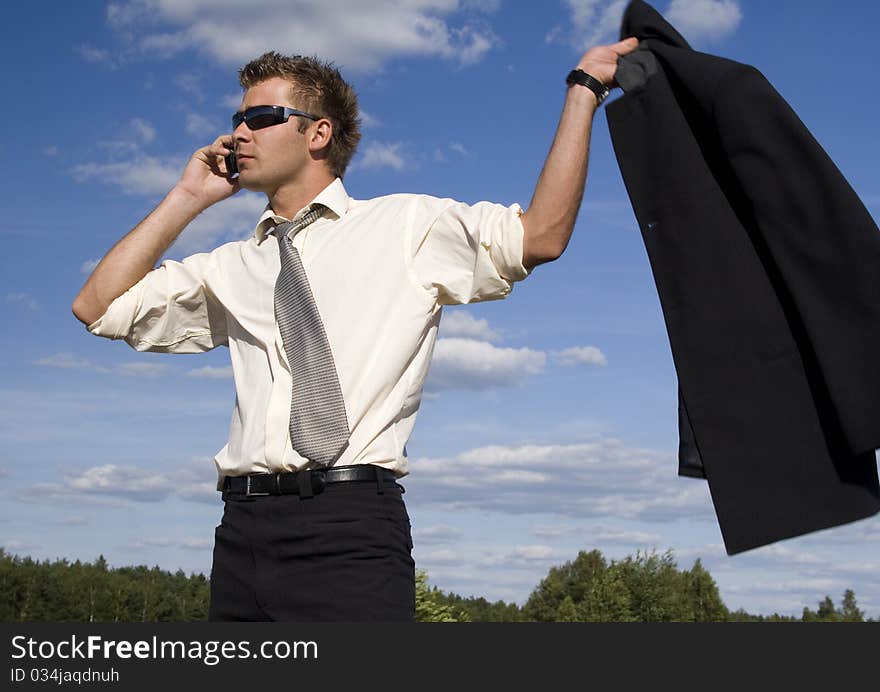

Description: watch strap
[566,68,611,105]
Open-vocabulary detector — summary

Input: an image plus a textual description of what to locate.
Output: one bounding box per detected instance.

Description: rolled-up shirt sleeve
[410,199,533,305]
[86,251,228,353]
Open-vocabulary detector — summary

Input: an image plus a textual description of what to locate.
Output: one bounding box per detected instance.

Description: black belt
[222,464,398,497]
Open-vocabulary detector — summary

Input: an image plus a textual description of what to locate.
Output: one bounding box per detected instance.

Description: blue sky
[2,0,879,618]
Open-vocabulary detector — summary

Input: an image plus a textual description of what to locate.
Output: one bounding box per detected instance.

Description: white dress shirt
[87,178,532,486]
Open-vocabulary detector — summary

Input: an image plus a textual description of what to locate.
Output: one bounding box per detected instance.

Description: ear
[308,118,333,153]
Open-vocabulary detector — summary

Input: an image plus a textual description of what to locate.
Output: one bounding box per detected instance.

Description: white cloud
[175,72,205,102]
[1,540,42,553]
[16,458,218,506]
[33,354,172,379]
[130,118,157,143]
[5,292,39,311]
[139,32,189,59]
[420,544,572,578]
[412,524,463,544]
[417,548,464,566]
[425,337,545,392]
[117,362,169,378]
[121,536,213,551]
[33,353,109,372]
[406,436,713,523]
[552,345,608,367]
[96,119,159,158]
[187,365,233,379]
[434,142,474,163]
[59,516,91,527]
[77,43,116,67]
[15,484,128,508]
[665,0,742,42]
[724,577,842,596]
[120,537,177,550]
[185,112,220,137]
[438,310,501,341]
[530,523,663,546]
[499,544,559,562]
[80,258,101,274]
[548,0,742,50]
[798,521,880,546]
[180,537,213,550]
[67,465,170,501]
[530,523,579,540]
[106,0,158,31]
[350,141,406,171]
[222,92,243,109]
[448,23,496,65]
[590,525,663,545]
[71,155,183,196]
[461,0,501,11]
[105,0,500,73]
[547,0,628,50]
[359,110,381,128]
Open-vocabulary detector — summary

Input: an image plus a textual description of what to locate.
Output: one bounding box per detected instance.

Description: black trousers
[208,470,415,621]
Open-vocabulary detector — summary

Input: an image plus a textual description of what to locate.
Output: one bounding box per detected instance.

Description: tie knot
[275,204,325,239]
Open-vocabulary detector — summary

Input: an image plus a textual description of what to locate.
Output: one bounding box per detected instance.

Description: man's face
[233,77,315,193]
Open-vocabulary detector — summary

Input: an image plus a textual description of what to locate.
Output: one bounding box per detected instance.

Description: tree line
[1,547,872,622]
[420,548,874,622]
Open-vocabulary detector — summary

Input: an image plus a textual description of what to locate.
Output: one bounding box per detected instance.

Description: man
[72,38,639,621]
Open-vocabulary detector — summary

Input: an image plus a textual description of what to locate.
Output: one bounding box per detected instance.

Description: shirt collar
[253,177,351,244]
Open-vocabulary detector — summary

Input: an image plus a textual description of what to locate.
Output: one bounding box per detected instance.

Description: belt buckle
[245,475,270,497]
[310,469,327,495]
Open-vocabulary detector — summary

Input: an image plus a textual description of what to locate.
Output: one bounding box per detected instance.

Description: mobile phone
[225,149,239,178]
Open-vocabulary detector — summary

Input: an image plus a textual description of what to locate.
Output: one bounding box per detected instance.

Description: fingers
[574,36,639,89]
[209,134,234,155]
[195,136,234,167]
[610,36,640,55]
[213,133,235,150]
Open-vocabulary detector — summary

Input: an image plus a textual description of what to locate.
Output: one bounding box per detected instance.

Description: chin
[236,173,264,193]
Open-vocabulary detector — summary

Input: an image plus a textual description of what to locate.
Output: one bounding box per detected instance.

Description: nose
[233,120,251,146]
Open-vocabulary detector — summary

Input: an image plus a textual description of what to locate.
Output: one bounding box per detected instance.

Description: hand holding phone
[177,136,240,206]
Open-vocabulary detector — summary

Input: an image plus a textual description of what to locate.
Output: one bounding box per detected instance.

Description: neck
[267,169,336,219]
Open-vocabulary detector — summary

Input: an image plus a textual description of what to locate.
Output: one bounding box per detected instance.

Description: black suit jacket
[606,0,880,554]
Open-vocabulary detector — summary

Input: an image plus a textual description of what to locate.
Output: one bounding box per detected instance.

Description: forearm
[72,186,207,326]
[521,85,598,269]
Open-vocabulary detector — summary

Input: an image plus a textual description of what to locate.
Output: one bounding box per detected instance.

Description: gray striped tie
[273,204,350,467]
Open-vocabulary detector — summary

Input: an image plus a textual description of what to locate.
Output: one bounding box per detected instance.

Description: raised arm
[520,37,639,270]
[72,134,239,326]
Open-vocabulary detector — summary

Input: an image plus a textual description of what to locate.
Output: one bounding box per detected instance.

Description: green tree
[523,549,606,621]
[415,570,469,622]
[816,595,838,622]
[614,549,691,621]
[556,595,579,621]
[683,558,729,622]
[840,590,864,622]
[579,565,635,622]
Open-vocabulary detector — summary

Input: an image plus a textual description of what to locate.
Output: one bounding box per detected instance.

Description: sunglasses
[232,105,321,131]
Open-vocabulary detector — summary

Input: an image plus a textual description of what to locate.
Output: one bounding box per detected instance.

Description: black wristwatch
[566,68,611,106]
